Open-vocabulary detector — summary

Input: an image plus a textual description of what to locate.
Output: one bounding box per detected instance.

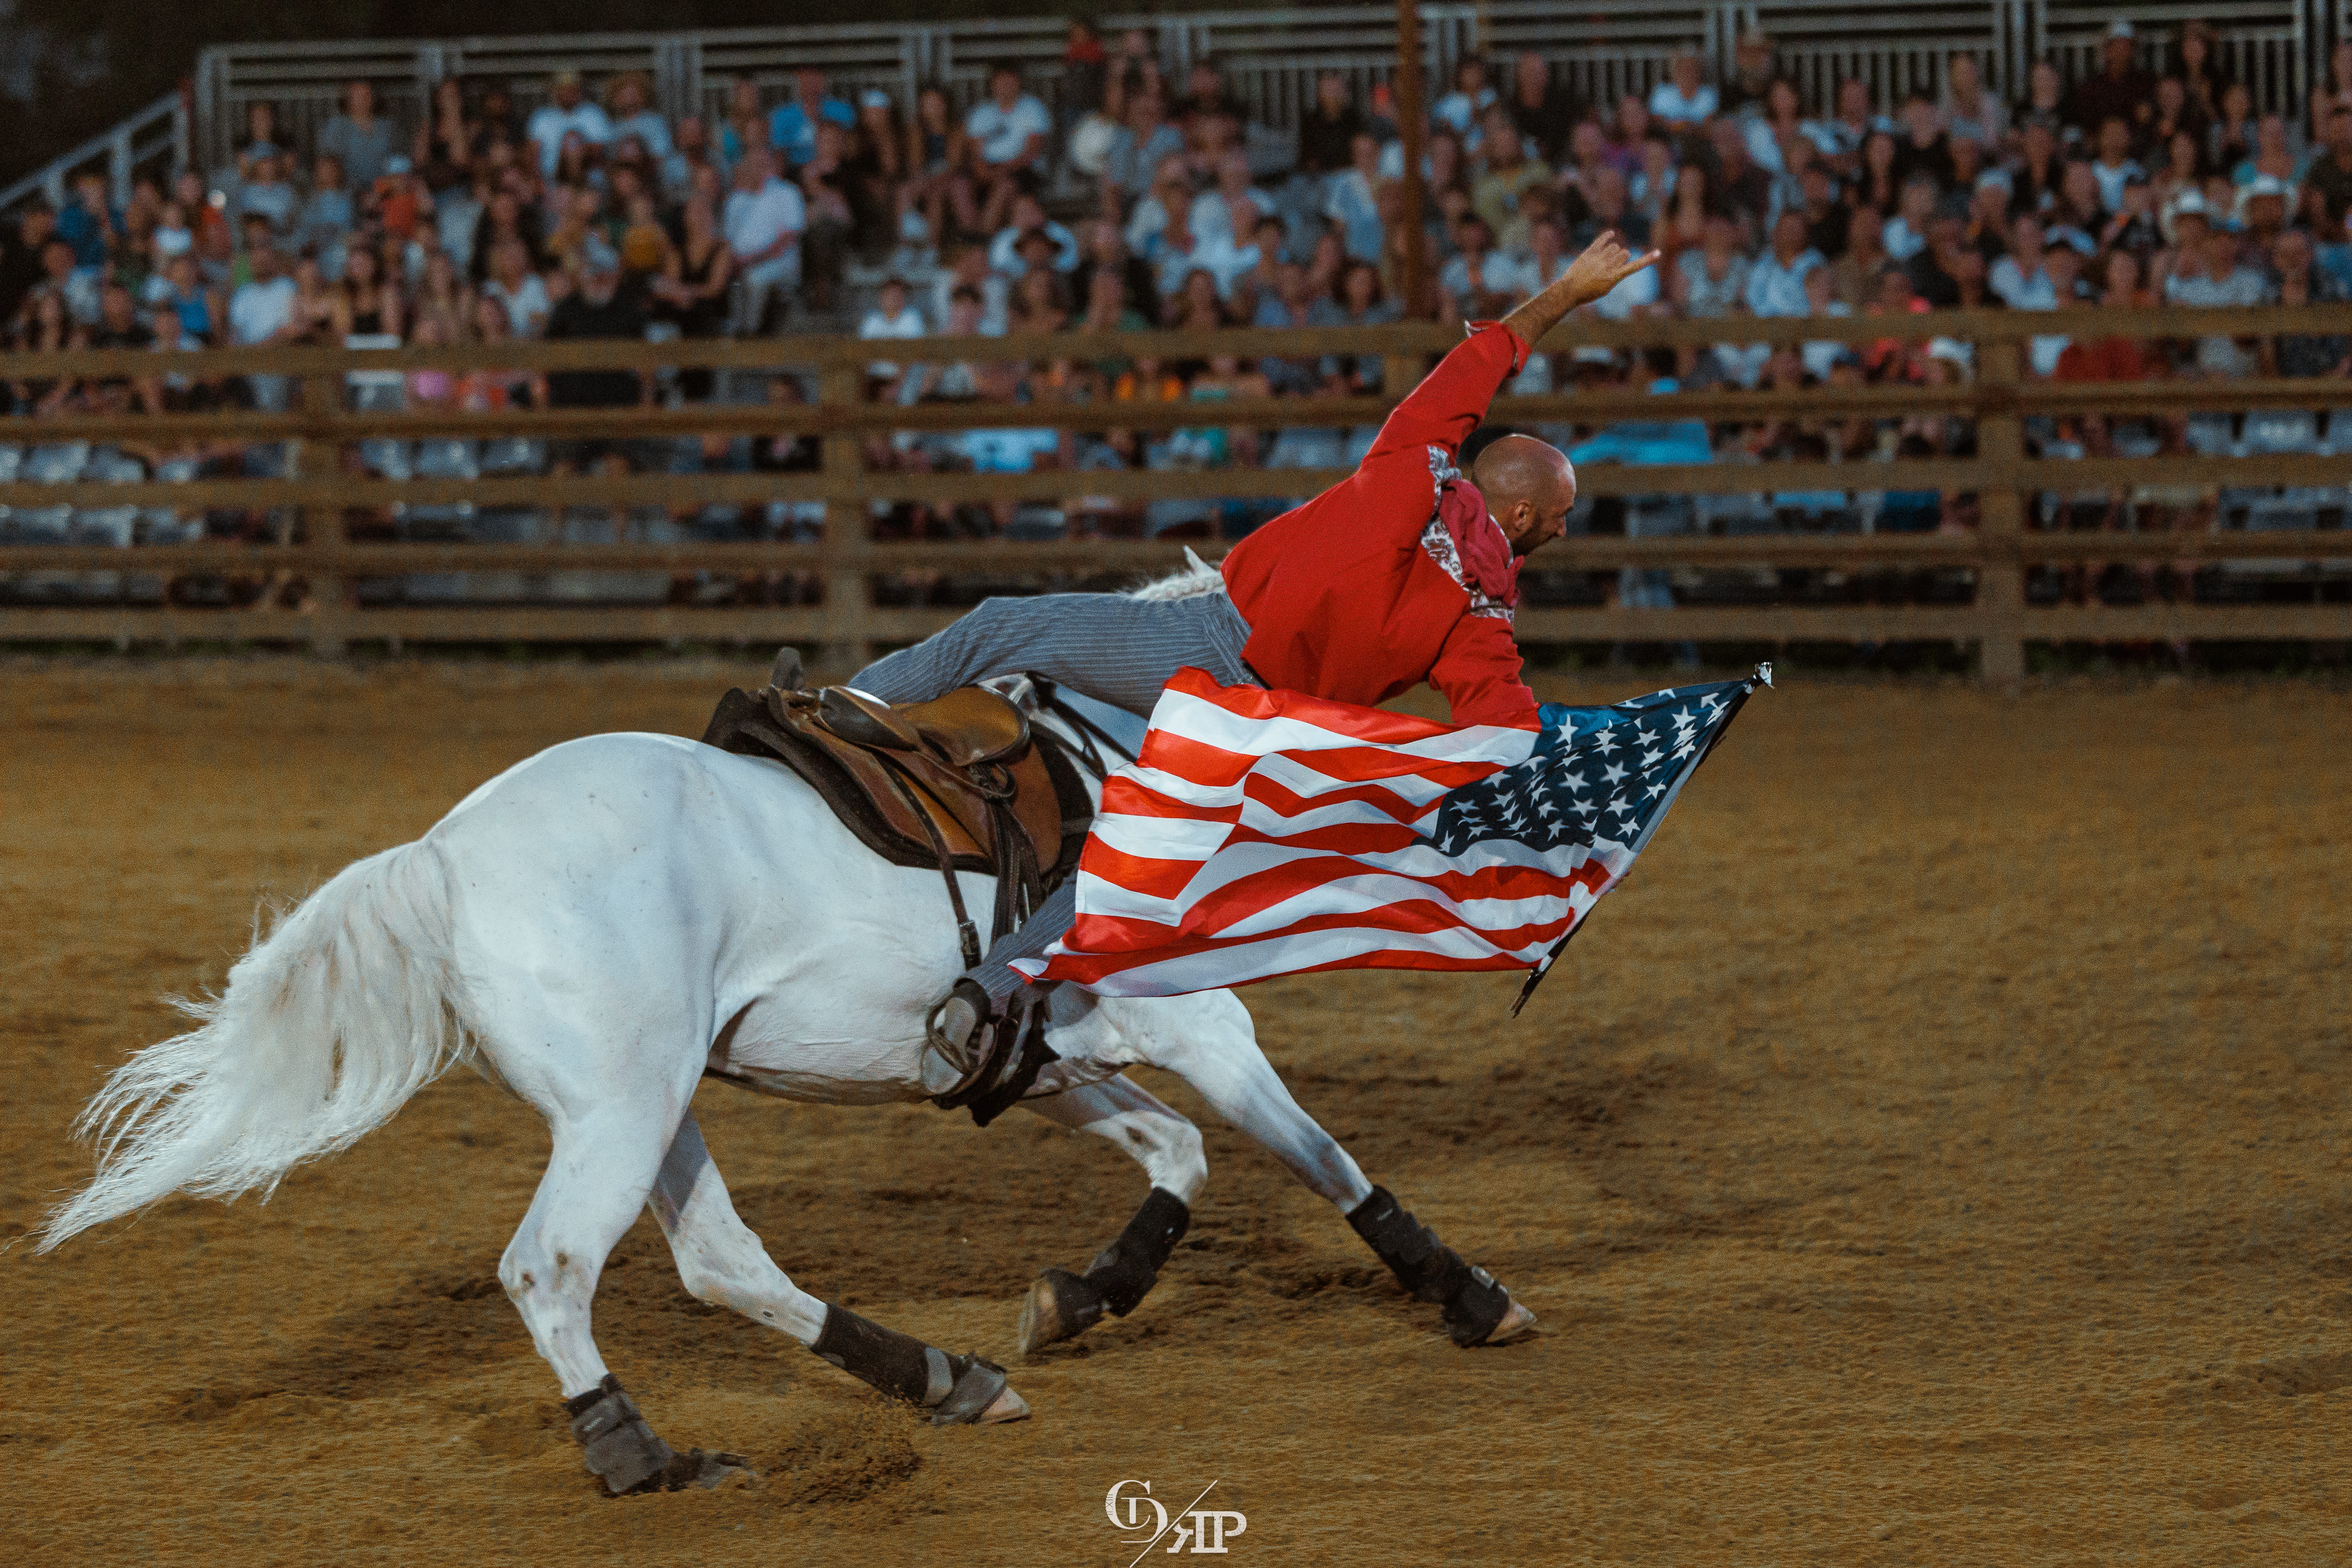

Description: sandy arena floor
[0,659,2346,1566]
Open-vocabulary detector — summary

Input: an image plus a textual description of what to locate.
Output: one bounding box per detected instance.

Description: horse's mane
[1126,547,1226,602]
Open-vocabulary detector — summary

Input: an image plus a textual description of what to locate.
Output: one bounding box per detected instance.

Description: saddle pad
[699,686,1091,888]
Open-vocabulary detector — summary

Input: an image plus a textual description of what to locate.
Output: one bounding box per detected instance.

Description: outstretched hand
[1559,230,1663,309]
[1500,229,1663,350]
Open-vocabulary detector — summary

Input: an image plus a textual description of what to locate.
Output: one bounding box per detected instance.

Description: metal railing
[1,307,2348,677]
[2039,0,2316,114]
[2,1,2323,210]
[0,91,190,216]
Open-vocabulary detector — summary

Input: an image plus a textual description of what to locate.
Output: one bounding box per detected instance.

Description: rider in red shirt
[1221,319,1548,728]
[835,232,1661,1080]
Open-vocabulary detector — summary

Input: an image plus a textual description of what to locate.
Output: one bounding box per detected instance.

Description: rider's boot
[922,977,995,1094]
[922,978,1056,1124]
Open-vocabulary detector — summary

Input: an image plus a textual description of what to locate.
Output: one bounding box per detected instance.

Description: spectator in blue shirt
[526,69,613,177]
[1746,211,1825,316]
[1648,50,1719,133]
[607,72,676,163]
[988,194,1081,277]
[770,66,855,170]
[55,171,119,272]
[315,79,398,191]
[967,63,1054,231]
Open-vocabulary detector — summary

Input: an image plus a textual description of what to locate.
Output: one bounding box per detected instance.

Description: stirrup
[922,978,996,1092]
[931,984,1058,1127]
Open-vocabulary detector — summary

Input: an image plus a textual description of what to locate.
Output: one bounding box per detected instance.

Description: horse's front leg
[1127,991,1537,1349]
[1014,1074,1205,1353]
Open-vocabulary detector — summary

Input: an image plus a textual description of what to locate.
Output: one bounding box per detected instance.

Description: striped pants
[848,590,1258,1002]
[849,589,1256,718]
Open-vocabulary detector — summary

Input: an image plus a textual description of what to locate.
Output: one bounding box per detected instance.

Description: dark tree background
[0,0,1209,184]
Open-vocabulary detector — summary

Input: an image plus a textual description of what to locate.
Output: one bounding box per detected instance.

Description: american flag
[1011,664,1769,1003]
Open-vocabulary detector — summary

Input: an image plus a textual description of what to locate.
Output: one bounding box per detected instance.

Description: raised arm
[1499,229,1660,351]
[1366,232,1663,464]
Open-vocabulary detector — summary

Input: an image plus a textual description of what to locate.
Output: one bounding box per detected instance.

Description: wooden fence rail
[3,306,2350,677]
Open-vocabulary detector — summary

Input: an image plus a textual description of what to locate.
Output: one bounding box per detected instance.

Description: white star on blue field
[1429,677,1757,859]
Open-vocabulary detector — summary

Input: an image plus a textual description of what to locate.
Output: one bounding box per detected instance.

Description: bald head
[1472,434,1576,555]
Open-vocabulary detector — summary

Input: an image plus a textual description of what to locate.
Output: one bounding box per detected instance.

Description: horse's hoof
[928,1354,1030,1426]
[1482,1298,1539,1346]
[644,1447,757,1492]
[974,1383,1031,1424]
[1018,1268,1104,1355]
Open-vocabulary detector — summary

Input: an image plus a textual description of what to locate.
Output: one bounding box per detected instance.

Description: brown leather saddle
[699,678,1093,977]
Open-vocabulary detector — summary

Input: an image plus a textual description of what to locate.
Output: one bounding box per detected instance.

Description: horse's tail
[39,837,468,1251]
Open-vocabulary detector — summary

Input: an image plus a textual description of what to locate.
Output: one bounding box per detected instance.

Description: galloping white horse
[40,569,1535,1494]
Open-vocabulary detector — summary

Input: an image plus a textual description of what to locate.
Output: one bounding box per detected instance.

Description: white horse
[39,568,1535,1495]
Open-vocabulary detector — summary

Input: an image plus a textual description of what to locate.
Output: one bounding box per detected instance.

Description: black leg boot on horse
[1346,1186,1538,1346]
[1017,1186,1191,1354]
[566,1377,754,1495]
[808,1303,1024,1423]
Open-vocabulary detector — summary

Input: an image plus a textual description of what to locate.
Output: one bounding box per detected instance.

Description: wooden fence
[3,305,2350,679]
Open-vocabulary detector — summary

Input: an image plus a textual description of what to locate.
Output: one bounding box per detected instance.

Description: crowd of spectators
[2,16,2348,614]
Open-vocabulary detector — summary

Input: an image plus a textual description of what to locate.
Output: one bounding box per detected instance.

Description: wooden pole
[289,375,346,659]
[817,365,872,676]
[1973,337,2026,686]
[1394,0,1427,320]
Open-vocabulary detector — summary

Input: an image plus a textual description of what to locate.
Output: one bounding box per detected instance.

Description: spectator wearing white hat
[2157,184,2214,248]
[2234,173,2292,248]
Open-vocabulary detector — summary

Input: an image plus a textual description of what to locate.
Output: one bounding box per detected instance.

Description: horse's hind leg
[1014,1075,1206,1354]
[649,1115,1029,1425]
[499,1090,753,1494]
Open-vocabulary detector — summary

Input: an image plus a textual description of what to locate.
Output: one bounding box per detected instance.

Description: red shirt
[1219,323,1540,728]
[2054,335,2156,382]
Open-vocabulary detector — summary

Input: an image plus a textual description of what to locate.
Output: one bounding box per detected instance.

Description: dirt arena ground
[0,659,2346,1566]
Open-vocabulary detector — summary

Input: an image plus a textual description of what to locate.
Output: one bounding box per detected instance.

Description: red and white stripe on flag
[1010,668,1631,997]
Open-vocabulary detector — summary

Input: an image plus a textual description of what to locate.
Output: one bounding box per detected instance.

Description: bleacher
[0,1,2347,636]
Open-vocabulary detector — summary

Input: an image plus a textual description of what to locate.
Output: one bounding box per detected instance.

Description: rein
[1032,679,1139,780]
